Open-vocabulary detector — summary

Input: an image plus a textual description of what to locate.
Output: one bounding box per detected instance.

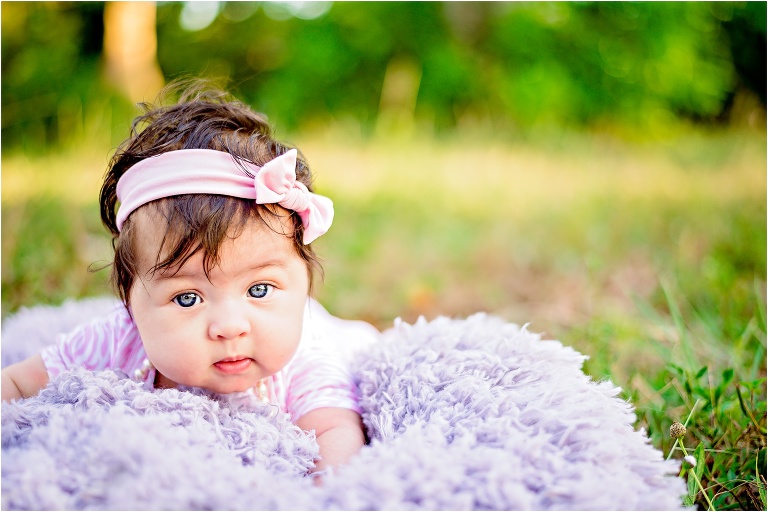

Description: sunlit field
[2,127,766,508]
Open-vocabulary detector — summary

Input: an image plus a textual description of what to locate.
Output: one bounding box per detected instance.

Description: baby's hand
[296,407,365,473]
[310,470,327,487]
[2,353,50,402]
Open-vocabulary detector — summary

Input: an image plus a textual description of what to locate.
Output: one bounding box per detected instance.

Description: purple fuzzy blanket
[2,298,685,510]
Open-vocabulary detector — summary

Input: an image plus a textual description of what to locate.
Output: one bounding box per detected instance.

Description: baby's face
[128,209,309,394]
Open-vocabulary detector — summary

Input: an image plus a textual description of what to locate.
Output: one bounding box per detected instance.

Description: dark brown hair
[100,80,322,306]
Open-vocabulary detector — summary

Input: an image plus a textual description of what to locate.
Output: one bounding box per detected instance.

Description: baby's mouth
[213,357,253,374]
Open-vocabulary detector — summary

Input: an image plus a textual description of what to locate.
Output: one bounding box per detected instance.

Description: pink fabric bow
[115,148,334,244]
[254,149,334,244]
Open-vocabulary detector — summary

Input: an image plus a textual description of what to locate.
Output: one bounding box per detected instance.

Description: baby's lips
[213,357,252,374]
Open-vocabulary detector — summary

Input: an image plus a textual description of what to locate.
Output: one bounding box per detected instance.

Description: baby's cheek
[160,362,201,388]
[271,335,302,371]
[150,342,199,381]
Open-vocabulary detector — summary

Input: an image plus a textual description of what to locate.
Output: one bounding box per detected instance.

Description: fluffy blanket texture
[2,297,685,510]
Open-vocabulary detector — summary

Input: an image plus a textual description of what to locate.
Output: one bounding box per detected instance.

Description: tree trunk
[103,1,164,102]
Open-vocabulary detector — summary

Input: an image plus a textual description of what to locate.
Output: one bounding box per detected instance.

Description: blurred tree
[1,2,105,150]
[481,3,741,132]
[0,2,139,152]
[1,1,765,151]
[717,1,766,127]
[103,2,164,102]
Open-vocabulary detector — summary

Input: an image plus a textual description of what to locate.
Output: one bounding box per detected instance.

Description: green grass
[2,127,765,509]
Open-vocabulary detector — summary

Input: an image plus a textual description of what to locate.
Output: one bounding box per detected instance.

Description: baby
[1,83,378,474]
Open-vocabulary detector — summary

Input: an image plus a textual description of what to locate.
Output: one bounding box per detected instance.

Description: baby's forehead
[128,203,298,270]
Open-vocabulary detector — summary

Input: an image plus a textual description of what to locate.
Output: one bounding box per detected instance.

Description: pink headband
[115,149,333,244]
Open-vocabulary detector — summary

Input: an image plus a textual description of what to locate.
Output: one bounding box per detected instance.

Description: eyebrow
[152,259,289,281]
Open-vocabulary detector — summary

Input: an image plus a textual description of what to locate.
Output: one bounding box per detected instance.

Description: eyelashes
[172,284,274,307]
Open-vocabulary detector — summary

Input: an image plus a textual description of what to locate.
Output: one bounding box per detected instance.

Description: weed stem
[679,443,716,511]
[666,399,702,461]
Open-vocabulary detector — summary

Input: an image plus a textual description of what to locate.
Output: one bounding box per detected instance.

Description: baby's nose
[208,310,251,340]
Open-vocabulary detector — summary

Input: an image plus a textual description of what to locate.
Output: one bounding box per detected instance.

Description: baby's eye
[248,284,272,299]
[173,292,201,308]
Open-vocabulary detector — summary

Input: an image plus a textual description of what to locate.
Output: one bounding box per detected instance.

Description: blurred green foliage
[2,1,765,152]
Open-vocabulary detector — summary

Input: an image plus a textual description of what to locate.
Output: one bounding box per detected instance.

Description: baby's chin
[160,373,263,396]
[199,377,266,396]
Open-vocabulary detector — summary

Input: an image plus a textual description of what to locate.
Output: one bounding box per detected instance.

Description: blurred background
[1,3,766,506]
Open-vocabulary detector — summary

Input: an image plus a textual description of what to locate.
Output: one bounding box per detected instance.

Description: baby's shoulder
[44,302,141,376]
[60,304,136,346]
[300,298,380,356]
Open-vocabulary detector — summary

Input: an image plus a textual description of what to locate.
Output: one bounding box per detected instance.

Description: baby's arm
[296,407,366,473]
[2,354,50,402]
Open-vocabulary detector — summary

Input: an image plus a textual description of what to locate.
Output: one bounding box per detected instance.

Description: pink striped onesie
[41,298,379,421]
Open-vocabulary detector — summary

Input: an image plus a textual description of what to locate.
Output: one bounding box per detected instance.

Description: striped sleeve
[40,308,143,379]
[283,344,361,422]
